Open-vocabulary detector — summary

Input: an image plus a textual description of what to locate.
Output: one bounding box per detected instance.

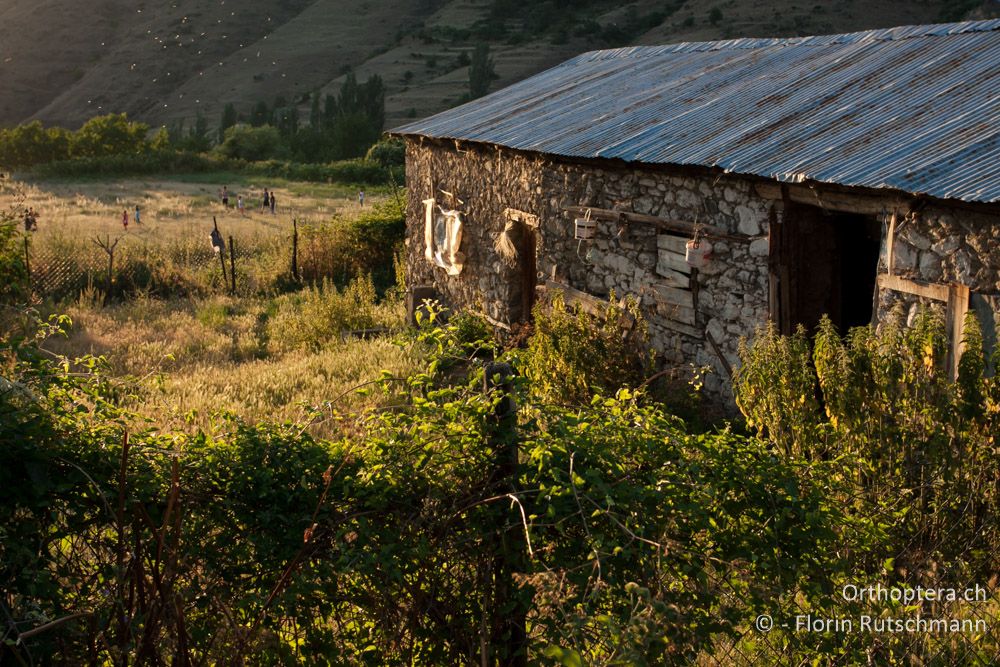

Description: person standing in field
[237,194,246,217]
[122,209,129,230]
[358,190,365,207]
[24,207,38,231]
[220,185,229,208]
[269,191,276,214]
[134,205,141,225]
[262,188,270,213]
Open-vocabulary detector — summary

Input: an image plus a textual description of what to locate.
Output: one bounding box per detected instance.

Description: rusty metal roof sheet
[391,20,1000,204]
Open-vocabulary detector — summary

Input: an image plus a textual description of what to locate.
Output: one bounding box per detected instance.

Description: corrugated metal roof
[391,20,1000,204]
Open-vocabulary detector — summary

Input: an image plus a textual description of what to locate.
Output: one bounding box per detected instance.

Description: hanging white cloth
[423,198,465,275]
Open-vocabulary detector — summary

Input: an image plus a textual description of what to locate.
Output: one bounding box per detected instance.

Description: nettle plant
[735,309,1000,576]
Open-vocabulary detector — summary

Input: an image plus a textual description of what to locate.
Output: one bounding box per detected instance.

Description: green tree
[0,122,71,168]
[217,124,282,161]
[309,91,322,128]
[250,100,272,127]
[150,126,171,152]
[468,43,497,99]
[218,103,238,143]
[70,113,149,158]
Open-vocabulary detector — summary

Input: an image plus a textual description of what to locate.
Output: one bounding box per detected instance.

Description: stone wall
[403,137,1000,407]
[878,204,1000,356]
[403,138,773,405]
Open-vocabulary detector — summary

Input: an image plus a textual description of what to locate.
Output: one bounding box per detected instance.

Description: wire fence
[20,220,376,303]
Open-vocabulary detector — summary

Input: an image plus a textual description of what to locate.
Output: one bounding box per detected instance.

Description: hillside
[1,0,997,133]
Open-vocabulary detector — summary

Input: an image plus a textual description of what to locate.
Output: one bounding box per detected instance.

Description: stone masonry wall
[404,138,773,406]
[877,204,1000,353]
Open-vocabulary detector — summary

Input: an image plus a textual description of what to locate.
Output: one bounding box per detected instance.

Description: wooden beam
[543,280,636,331]
[655,316,702,339]
[876,274,950,302]
[705,329,734,382]
[755,182,907,216]
[886,209,897,276]
[562,204,750,243]
[946,284,970,381]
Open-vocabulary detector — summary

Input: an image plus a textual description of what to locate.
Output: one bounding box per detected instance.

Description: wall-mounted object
[423,198,465,275]
[574,209,597,240]
[685,239,712,268]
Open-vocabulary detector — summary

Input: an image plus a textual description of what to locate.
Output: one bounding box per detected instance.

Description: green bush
[0,211,27,302]
[364,137,405,168]
[266,274,382,352]
[217,124,284,161]
[735,311,1000,574]
[524,293,650,404]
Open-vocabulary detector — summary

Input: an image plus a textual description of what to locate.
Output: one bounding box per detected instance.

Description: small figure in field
[122,208,129,231]
[134,205,141,225]
[269,191,276,214]
[237,194,246,216]
[261,188,270,213]
[220,185,229,208]
[358,190,365,207]
[23,207,38,231]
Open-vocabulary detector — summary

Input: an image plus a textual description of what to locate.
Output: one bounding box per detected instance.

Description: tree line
[0,73,387,171]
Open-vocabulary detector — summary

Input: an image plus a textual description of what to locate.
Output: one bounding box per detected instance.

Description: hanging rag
[423,198,465,275]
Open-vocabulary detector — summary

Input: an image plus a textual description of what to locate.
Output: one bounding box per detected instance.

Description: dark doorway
[517,223,538,322]
[773,203,881,335]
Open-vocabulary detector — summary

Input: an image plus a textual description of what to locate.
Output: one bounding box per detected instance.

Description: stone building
[390,20,1000,404]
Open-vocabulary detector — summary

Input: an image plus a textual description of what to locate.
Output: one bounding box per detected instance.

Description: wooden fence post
[23,236,30,294]
[213,217,227,288]
[291,218,299,282]
[229,236,236,295]
[483,362,527,667]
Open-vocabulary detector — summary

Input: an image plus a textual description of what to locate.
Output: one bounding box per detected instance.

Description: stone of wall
[403,138,774,406]
[876,204,1000,351]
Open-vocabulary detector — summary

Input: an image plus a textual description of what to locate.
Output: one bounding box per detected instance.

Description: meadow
[2,174,413,436]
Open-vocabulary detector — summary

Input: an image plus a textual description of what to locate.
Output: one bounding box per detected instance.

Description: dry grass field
[4,174,412,437]
[5,174,385,242]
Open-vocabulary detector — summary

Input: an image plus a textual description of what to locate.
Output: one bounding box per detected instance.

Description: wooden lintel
[503,207,539,228]
[876,274,950,302]
[562,205,750,243]
[755,182,907,216]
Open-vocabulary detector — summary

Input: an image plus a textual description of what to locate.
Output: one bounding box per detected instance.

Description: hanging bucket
[685,239,711,268]
[574,209,597,240]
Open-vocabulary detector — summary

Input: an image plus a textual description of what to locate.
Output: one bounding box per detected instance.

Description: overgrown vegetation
[4,282,997,662]
[1,73,401,185]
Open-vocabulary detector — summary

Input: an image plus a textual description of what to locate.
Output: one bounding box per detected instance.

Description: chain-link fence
[19,220,386,302]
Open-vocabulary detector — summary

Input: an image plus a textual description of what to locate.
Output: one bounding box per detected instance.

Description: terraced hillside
[1,0,996,131]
